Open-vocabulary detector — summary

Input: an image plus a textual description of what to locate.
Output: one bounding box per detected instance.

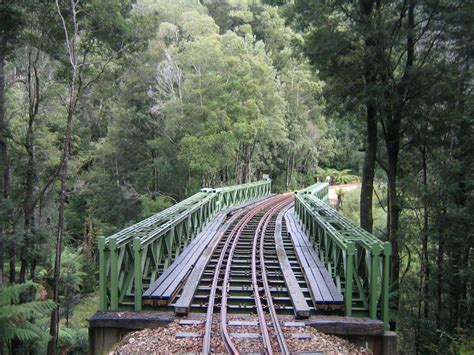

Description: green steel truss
[295,183,391,329]
[98,180,271,311]
[297,181,329,203]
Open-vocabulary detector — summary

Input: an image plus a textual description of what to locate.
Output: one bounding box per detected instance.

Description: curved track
[202,195,292,354]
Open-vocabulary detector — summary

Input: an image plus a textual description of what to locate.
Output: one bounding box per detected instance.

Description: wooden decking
[173,210,243,314]
[285,207,343,306]
[142,212,226,303]
[143,199,343,314]
[274,205,311,317]
[143,196,273,304]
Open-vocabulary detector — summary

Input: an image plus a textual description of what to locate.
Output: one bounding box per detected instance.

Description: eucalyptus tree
[46,0,138,352]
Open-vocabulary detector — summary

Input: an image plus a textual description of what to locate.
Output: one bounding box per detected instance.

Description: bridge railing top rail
[296,195,351,251]
[297,181,328,195]
[298,194,386,252]
[201,180,270,193]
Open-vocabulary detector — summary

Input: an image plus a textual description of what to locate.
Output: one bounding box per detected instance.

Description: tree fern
[0,282,56,344]
[316,167,359,185]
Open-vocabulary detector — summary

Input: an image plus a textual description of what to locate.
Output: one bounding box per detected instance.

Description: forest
[0,0,472,354]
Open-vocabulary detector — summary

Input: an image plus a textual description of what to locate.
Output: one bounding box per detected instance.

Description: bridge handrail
[204,179,271,193]
[103,192,208,247]
[139,193,217,247]
[98,179,271,311]
[294,182,391,330]
[297,182,329,203]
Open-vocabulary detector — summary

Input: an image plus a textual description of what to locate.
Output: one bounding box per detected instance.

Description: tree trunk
[421,145,429,319]
[48,2,80,352]
[358,0,379,233]
[435,204,445,330]
[386,0,415,311]
[47,106,74,355]
[360,103,377,232]
[0,37,5,288]
[241,144,251,183]
[9,242,15,284]
[20,49,39,283]
[387,133,400,307]
[416,143,429,354]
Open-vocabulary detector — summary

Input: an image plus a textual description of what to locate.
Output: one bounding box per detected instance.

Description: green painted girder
[98,179,271,312]
[294,182,391,330]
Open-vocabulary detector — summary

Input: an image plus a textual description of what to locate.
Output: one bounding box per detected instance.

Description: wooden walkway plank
[274,204,311,318]
[145,195,275,302]
[299,247,334,302]
[284,208,343,306]
[151,217,223,298]
[285,213,342,302]
[174,211,244,314]
[143,213,226,298]
[159,216,226,299]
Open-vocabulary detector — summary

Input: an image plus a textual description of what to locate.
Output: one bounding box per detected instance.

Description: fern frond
[0,300,56,319]
[0,282,55,345]
[0,282,39,306]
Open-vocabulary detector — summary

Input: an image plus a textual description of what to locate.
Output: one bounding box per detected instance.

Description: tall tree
[47,0,81,351]
[291,0,383,233]
[47,0,137,351]
[0,0,27,287]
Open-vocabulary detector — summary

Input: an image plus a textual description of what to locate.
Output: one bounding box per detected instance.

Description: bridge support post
[133,238,143,311]
[345,242,355,316]
[369,244,381,319]
[382,242,392,330]
[98,237,107,311]
[109,240,119,311]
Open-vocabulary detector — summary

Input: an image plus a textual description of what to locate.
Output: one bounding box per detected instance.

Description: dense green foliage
[0,282,55,347]
[287,0,473,353]
[0,0,472,354]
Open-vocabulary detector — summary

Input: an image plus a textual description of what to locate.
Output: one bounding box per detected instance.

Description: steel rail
[258,197,292,355]
[202,196,280,354]
[219,195,289,354]
[250,197,292,355]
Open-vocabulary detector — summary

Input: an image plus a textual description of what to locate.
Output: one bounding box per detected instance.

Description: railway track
[202,194,293,354]
[143,192,344,352]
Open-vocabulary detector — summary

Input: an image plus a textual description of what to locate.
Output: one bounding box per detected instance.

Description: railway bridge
[90,180,396,354]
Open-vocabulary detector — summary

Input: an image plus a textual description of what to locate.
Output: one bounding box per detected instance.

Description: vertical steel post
[345,242,355,317]
[98,237,107,311]
[382,242,392,329]
[109,239,119,310]
[133,238,142,311]
[369,243,381,319]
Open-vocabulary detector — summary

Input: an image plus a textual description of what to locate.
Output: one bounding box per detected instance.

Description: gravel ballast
[112,315,372,354]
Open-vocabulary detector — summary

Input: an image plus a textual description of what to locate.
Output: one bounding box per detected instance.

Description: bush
[58,327,88,354]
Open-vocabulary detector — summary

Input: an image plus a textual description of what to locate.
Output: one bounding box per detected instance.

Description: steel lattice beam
[295,182,391,330]
[98,180,271,311]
